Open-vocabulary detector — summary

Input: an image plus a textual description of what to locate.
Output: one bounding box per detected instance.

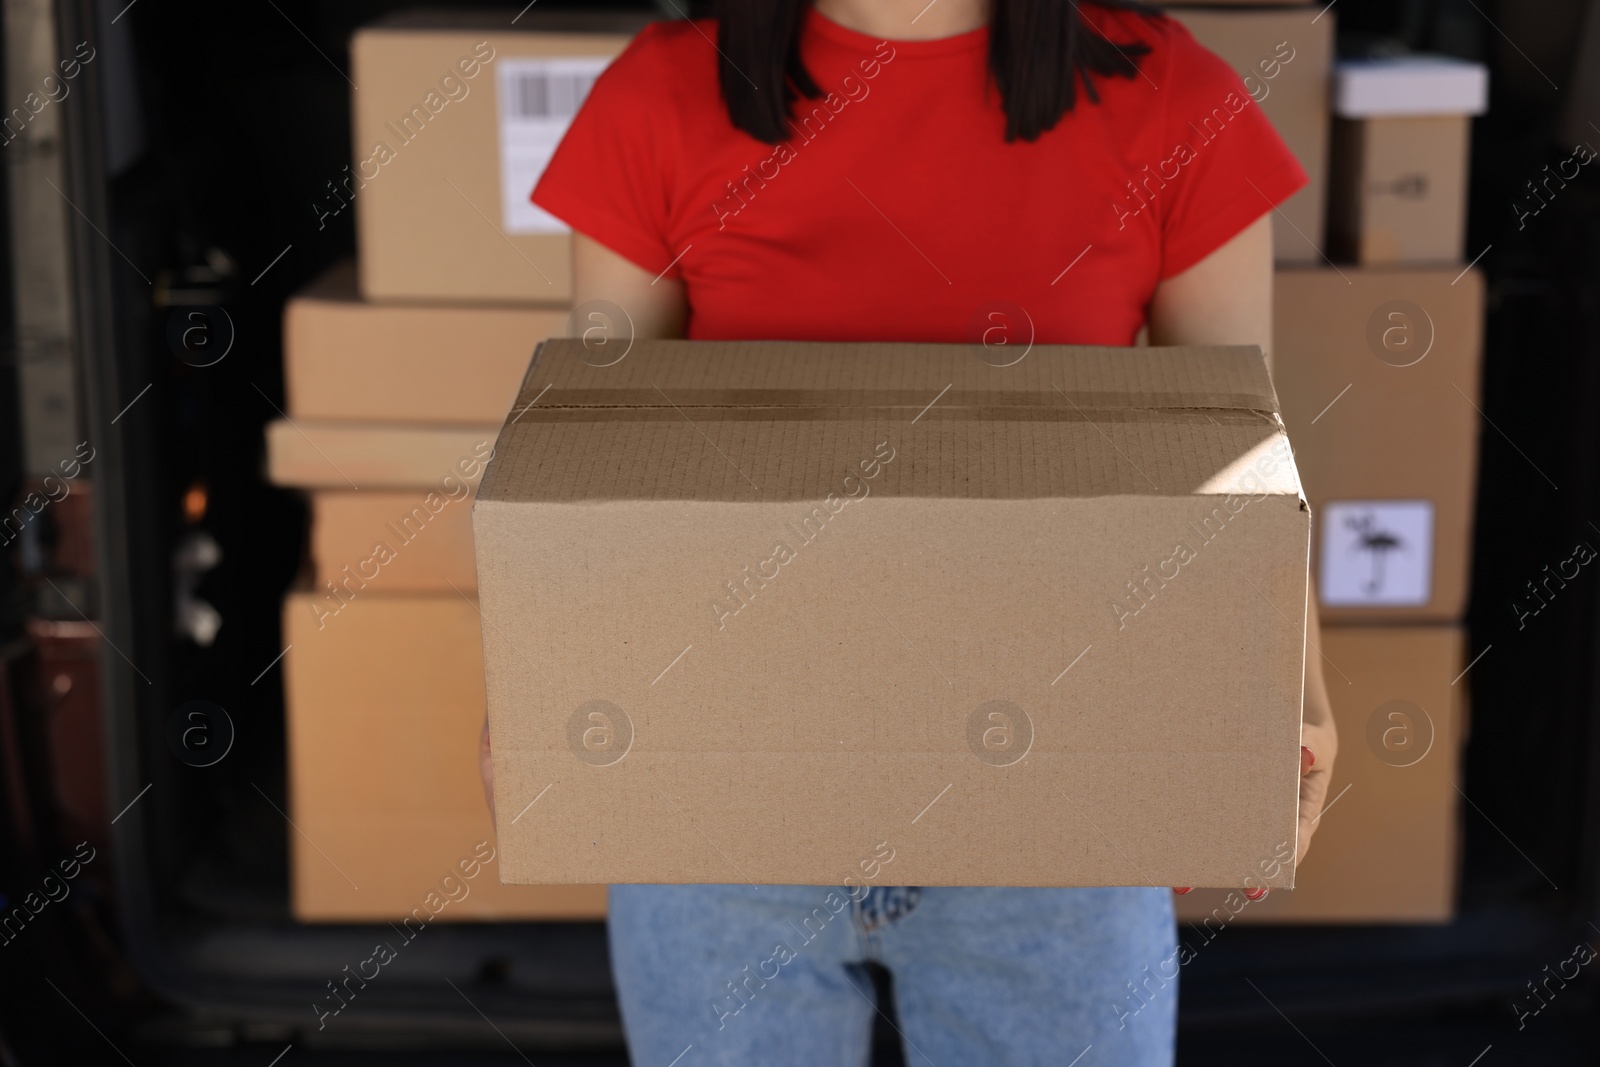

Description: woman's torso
[538,7,1301,344]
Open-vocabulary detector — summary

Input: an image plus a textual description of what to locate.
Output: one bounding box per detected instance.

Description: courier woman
[484,0,1338,1061]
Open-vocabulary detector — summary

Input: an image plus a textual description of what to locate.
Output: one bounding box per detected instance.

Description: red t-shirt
[533,6,1306,344]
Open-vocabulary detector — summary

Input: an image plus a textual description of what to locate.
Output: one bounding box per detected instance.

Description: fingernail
[1301,745,1315,771]
[1244,887,1269,901]
[1173,887,1193,895]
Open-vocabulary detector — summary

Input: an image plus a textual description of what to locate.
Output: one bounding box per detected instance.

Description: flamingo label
[1319,500,1434,606]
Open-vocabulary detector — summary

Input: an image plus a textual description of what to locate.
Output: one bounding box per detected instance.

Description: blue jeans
[608,884,1177,1066]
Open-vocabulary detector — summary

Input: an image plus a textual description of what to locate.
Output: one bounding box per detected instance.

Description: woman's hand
[1296,732,1334,865]
[480,716,496,832]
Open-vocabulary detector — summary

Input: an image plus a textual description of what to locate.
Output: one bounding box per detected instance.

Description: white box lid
[1334,55,1489,117]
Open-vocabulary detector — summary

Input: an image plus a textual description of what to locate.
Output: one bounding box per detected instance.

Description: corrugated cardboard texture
[265,421,499,490]
[1176,625,1463,923]
[283,591,606,921]
[484,340,1296,502]
[351,13,644,304]
[475,341,1311,888]
[312,491,478,593]
[1329,116,1470,264]
[285,261,569,423]
[1272,268,1483,622]
[1173,8,1332,265]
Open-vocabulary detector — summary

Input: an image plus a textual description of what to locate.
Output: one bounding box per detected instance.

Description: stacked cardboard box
[350,10,650,303]
[1171,6,1333,264]
[1177,626,1466,924]
[1329,57,1488,264]
[268,10,648,921]
[1173,14,1487,923]
[273,264,605,921]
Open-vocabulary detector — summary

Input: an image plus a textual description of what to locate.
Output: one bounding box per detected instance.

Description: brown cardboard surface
[1175,625,1463,924]
[351,12,646,304]
[283,591,606,921]
[311,491,478,593]
[1330,116,1471,265]
[285,261,569,423]
[474,340,1311,888]
[265,421,499,490]
[1272,268,1483,622]
[1173,8,1332,264]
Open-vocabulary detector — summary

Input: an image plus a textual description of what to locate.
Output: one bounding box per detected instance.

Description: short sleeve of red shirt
[1149,18,1307,278]
[532,24,680,277]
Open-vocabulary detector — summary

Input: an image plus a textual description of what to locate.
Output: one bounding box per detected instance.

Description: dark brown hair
[713,0,1160,144]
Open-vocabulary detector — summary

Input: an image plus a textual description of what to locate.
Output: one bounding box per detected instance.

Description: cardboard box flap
[512,339,1282,413]
[479,341,1302,505]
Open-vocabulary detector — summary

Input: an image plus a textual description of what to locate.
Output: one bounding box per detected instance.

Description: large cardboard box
[285,261,569,424]
[350,11,648,305]
[474,339,1312,888]
[283,591,606,921]
[311,491,478,594]
[1272,267,1484,622]
[1329,57,1488,264]
[1176,625,1464,924]
[1172,7,1332,264]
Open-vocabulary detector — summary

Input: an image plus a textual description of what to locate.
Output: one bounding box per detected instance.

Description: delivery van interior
[1,0,1598,1062]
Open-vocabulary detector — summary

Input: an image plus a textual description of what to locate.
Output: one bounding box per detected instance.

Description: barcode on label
[506,70,598,120]
[497,56,612,234]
